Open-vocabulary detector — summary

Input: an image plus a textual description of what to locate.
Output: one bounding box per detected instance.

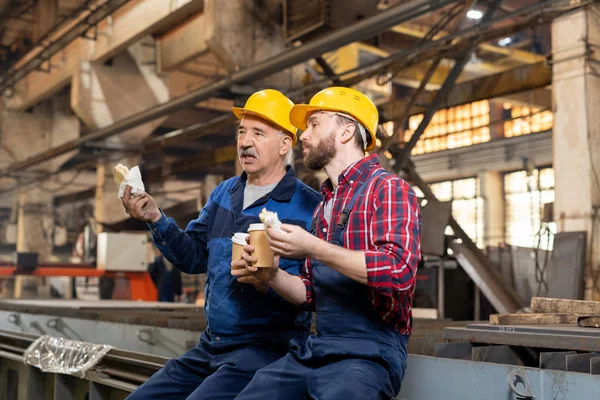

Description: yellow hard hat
[289,87,379,151]
[232,89,298,144]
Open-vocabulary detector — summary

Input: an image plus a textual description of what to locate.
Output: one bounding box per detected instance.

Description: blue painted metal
[397,355,600,399]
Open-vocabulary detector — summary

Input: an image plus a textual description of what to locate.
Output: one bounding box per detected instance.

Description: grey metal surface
[539,351,575,371]
[444,324,600,352]
[566,352,599,374]
[472,345,523,366]
[433,342,473,360]
[397,355,600,399]
[0,300,206,331]
[547,232,587,300]
[420,201,452,256]
[0,310,200,358]
[468,323,600,338]
[591,358,600,375]
[0,299,199,310]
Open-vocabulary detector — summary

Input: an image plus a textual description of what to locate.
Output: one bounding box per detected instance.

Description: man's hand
[121,185,161,222]
[266,223,317,259]
[231,239,279,292]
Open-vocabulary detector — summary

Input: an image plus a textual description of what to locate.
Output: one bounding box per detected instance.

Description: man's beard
[303,131,336,170]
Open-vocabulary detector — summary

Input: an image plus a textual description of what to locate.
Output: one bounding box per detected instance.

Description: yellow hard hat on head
[232,89,298,145]
[289,86,379,151]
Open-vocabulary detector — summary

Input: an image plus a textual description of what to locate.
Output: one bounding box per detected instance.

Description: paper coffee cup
[231,233,249,270]
[248,223,274,268]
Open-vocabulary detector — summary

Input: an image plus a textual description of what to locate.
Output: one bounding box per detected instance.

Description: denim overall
[236,169,409,400]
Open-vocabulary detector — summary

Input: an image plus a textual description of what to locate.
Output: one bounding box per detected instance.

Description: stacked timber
[490,297,600,328]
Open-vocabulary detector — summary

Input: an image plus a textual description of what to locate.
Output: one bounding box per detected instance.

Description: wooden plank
[531,297,600,316]
[578,316,600,328]
[490,313,578,326]
[157,11,213,72]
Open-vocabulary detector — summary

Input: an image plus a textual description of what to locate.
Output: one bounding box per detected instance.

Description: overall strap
[333,168,387,244]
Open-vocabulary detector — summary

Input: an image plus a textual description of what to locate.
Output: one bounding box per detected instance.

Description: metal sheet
[466,323,600,338]
[444,325,600,352]
[0,299,199,310]
[433,342,473,360]
[471,345,523,365]
[546,232,587,300]
[591,358,600,375]
[420,201,452,256]
[566,352,599,374]
[539,351,576,371]
[397,355,600,400]
[0,311,200,358]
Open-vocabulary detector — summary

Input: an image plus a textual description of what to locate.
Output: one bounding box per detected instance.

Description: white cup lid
[231,232,249,245]
[248,223,266,232]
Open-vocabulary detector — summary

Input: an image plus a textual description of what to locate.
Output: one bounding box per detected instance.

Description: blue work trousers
[126,332,285,400]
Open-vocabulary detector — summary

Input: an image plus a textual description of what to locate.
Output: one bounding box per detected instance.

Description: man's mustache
[239,148,258,158]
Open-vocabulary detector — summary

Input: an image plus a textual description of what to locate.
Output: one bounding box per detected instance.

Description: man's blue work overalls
[127,167,322,400]
[235,169,409,400]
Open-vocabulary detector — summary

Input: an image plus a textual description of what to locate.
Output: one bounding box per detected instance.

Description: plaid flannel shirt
[301,154,421,334]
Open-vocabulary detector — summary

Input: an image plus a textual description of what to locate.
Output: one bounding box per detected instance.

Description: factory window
[503,103,553,138]
[504,168,556,250]
[405,100,491,155]
[414,177,484,248]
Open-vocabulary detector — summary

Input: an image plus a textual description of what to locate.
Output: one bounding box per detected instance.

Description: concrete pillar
[552,4,600,300]
[71,38,169,144]
[14,188,53,299]
[478,171,505,248]
[207,0,303,89]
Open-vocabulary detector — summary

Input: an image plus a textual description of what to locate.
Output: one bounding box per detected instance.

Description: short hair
[335,115,366,150]
[277,131,295,166]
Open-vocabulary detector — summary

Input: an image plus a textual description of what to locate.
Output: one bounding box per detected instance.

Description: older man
[122,89,321,400]
[233,87,421,400]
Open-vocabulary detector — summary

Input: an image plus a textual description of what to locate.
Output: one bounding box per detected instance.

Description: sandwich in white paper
[259,208,281,231]
[113,163,145,199]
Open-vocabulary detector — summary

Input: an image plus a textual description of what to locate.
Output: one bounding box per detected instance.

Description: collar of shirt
[229,165,296,202]
[320,154,382,200]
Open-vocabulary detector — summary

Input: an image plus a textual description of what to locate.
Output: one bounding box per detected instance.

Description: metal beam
[0,0,131,94]
[0,0,462,176]
[395,0,502,170]
[380,62,552,121]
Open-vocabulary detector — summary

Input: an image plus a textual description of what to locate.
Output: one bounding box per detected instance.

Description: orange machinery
[0,262,157,301]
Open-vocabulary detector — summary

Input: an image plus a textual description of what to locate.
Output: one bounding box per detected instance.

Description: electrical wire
[533,222,554,296]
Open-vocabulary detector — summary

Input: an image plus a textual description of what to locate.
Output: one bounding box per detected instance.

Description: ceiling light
[498,37,512,46]
[466,9,483,19]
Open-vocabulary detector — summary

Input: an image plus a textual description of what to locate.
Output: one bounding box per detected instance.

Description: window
[504,168,555,250]
[503,103,553,138]
[405,100,491,155]
[414,177,484,247]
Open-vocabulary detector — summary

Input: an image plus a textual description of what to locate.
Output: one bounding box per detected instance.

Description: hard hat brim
[289,105,343,131]
[232,107,297,145]
[290,105,376,152]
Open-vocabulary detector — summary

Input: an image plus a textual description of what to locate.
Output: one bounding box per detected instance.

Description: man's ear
[339,123,356,145]
[279,134,292,156]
